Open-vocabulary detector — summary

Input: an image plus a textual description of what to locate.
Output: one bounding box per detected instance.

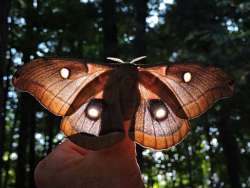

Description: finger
[35,137,145,188]
[34,140,88,187]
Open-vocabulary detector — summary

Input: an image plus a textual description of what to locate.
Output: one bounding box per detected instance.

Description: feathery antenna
[106,56,147,64]
[129,56,147,64]
[106,57,125,64]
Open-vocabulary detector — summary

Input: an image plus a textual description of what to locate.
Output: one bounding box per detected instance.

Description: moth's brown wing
[12,58,112,116]
[139,63,234,119]
[129,84,190,150]
[61,92,125,150]
[61,101,101,136]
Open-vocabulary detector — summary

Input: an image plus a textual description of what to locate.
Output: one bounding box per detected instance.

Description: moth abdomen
[102,66,140,121]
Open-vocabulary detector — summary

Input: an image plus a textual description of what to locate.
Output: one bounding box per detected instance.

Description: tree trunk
[101,0,118,58]
[217,107,241,188]
[134,0,148,169]
[16,2,38,187]
[0,0,11,185]
[46,113,55,155]
[16,39,37,188]
[134,0,147,57]
[28,107,36,188]
[16,93,36,188]
[45,113,60,155]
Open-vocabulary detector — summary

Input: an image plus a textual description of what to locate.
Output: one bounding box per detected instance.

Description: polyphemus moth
[12,57,234,150]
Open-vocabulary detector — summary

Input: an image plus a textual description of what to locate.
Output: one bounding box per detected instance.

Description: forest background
[0,0,250,188]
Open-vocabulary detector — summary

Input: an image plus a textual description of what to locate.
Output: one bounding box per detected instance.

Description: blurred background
[0,0,249,187]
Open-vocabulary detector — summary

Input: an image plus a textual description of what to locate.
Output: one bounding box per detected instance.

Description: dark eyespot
[85,99,104,121]
[149,99,168,121]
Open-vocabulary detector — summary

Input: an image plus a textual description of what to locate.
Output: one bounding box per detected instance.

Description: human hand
[35,132,145,188]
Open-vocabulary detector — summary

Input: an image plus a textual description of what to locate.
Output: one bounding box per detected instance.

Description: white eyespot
[183,72,192,83]
[85,99,103,121]
[149,100,168,121]
[60,68,70,79]
[87,106,101,120]
[86,106,101,120]
[154,107,167,120]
